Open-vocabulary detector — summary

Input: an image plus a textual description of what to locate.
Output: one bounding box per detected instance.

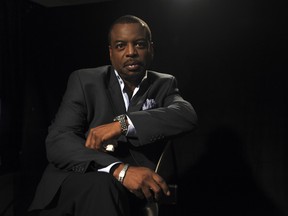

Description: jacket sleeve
[128,75,198,146]
[45,70,120,172]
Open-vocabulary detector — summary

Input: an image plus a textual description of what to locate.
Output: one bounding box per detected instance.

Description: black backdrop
[1,0,287,215]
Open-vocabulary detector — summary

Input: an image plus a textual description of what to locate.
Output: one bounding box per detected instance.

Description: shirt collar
[114,70,147,93]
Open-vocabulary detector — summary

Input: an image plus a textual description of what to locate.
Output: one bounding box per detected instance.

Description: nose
[126,44,137,57]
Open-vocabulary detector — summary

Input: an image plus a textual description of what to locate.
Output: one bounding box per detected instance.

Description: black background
[1,0,287,215]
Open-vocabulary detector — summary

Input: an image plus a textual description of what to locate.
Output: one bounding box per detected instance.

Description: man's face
[109,23,153,82]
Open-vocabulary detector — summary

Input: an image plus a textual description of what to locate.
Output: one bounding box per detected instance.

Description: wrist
[113,163,124,178]
[110,163,121,176]
[116,163,129,184]
[113,114,128,135]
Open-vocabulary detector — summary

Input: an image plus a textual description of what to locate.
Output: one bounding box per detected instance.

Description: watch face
[114,114,125,121]
[114,115,128,135]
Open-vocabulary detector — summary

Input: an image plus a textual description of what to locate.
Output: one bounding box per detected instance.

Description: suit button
[72,165,84,173]
[79,166,85,173]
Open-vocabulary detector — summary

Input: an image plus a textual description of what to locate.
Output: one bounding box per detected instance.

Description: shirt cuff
[98,162,121,173]
[126,115,137,137]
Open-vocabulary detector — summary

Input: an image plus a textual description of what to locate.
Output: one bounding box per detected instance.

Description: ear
[150,41,154,59]
[109,45,112,58]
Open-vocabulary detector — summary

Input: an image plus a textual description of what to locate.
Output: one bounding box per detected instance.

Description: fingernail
[167,191,170,196]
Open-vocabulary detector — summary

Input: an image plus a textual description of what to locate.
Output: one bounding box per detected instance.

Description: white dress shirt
[98,70,147,173]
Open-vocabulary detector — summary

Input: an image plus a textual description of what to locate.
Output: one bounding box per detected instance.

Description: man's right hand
[85,121,122,151]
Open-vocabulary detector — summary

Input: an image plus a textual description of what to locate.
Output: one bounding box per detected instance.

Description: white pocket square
[142,98,157,110]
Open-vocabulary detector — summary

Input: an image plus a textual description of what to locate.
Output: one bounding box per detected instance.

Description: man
[29,15,198,216]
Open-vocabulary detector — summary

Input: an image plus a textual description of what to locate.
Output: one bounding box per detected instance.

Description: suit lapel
[128,77,150,112]
[105,68,127,116]
[106,69,154,113]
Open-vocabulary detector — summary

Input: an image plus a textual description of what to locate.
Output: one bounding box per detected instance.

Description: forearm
[128,100,198,145]
[46,126,120,172]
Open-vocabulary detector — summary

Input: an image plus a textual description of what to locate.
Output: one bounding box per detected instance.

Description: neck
[123,81,136,99]
[122,73,144,91]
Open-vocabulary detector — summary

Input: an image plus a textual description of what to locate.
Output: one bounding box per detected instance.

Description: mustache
[123,59,142,67]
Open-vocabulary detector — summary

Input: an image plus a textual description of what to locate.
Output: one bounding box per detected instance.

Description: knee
[80,172,122,194]
[85,171,116,184]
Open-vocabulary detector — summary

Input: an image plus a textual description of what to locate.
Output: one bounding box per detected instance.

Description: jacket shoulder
[147,70,175,79]
[72,65,112,78]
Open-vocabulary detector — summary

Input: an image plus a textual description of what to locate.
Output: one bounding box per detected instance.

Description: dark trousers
[37,172,146,216]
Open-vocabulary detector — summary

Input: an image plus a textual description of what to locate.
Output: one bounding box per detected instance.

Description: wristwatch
[113,114,128,135]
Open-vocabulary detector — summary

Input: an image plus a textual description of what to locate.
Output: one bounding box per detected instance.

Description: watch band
[113,114,128,135]
[118,163,129,184]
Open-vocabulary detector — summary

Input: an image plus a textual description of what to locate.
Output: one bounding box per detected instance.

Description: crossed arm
[46,70,197,202]
[84,119,170,201]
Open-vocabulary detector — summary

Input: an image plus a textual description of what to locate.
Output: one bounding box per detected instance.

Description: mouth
[124,61,142,71]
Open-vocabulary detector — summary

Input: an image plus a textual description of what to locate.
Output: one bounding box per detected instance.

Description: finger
[153,174,170,196]
[148,184,161,201]
[86,130,97,150]
[142,187,154,202]
[85,131,92,148]
[90,130,98,149]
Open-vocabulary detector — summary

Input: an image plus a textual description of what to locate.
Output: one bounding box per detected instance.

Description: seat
[143,139,178,216]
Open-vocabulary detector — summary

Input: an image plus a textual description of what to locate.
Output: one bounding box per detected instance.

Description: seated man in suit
[29,15,198,216]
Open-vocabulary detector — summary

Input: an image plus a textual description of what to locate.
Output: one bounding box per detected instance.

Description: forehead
[110,23,148,41]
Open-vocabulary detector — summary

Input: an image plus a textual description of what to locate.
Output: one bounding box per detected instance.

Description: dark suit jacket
[29,65,197,211]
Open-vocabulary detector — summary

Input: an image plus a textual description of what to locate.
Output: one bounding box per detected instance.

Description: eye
[135,41,148,49]
[115,42,125,50]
